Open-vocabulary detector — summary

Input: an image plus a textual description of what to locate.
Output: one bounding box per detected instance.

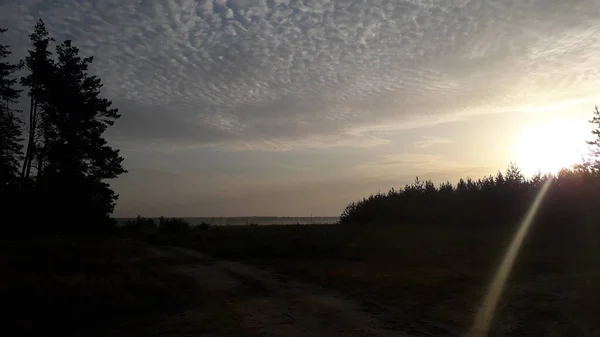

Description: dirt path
[148,246,456,337]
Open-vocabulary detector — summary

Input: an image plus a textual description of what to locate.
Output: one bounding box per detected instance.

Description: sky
[1,0,600,217]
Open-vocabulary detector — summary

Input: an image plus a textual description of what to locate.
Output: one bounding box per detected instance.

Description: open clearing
[157,223,600,336]
[7,223,596,337]
[149,245,456,337]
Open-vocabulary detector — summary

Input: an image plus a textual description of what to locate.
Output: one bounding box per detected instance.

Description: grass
[0,238,247,337]
[162,222,600,336]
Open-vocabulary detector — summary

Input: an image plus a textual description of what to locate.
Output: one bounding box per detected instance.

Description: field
[159,222,600,336]
[5,221,598,336]
[0,238,248,337]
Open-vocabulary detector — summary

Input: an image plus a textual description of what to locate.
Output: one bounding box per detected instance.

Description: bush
[157,217,191,236]
[198,221,211,230]
[121,215,157,238]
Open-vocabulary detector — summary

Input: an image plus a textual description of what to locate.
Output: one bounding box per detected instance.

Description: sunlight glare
[469,178,553,337]
[515,120,588,175]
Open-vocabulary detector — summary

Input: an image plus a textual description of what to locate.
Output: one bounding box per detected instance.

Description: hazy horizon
[2,0,599,217]
[116,216,340,226]
[116,215,339,219]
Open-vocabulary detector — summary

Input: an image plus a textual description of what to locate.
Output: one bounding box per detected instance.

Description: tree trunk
[22,99,37,182]
[35,139,46,182]
[0,101,6,186]
[21,97,36,182]
[24,102,38,178]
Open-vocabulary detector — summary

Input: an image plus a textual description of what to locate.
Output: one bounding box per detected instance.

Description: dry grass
[171,222,600,336]
[0,238,246,337]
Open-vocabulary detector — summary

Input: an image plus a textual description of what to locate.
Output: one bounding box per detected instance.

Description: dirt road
[148,246,457,337]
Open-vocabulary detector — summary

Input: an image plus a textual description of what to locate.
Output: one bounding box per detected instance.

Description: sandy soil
[148,246,457,337]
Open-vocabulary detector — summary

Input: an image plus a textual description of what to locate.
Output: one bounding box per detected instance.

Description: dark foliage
[198,221,212,230]
[33,39,126,231]
[121,215,158,238]
[121,217,215,245]
[0,28,23,189]
[586,106,600,170]
[2,20,126,235]
[157,217,191,237]
[340,163,600,226]
[19,20,54,183]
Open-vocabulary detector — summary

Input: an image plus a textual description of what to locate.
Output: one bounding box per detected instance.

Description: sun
[514,120,589,176]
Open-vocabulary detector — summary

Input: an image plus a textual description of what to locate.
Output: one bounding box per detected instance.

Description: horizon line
[114,215,340,219]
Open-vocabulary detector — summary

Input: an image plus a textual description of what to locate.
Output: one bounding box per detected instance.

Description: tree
[456,178,468,193]
[505,162,525,187]
[38,39,126,229]
[587,106,600,170]
[20,19,54,183]
[0,28,23,188]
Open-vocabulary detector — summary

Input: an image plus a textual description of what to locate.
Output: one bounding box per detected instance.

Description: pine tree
[0,28,23,188]
[39,39,125,230]
[505,162,525,187]
[20,19,54,183]
[587,106,600,170]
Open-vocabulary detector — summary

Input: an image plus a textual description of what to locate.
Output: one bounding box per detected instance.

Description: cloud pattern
[414,135,453,149]
[2,0,600,151]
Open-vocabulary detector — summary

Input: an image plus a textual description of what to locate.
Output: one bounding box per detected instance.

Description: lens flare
[469,178,553,337]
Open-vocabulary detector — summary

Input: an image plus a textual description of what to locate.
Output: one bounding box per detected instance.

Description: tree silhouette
[0,28,23,189]
[587,106,600,170]
[36,39,126,230]
[339,163,600,227]
[20,20,54,182]
[3,20,129,234]
[505,162,525,187]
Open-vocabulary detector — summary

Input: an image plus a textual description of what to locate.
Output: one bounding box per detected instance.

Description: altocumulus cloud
[414,136,453,149]
[2,0,600,152]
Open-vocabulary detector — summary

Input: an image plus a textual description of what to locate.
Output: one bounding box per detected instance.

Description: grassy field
[0,238,247,337]
[9,221,596,336]
[163,222,600,336]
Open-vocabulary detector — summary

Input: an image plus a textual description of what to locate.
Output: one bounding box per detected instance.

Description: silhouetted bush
[340,164,600,227]
[121,215,157,238]
[198,221,211,230]
[157,217,191,236]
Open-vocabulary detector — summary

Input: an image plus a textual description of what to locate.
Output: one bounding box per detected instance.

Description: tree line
[0,20,125,234]
[340,109,600,227]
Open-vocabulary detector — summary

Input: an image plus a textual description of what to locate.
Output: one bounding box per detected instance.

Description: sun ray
[469,177,553,337]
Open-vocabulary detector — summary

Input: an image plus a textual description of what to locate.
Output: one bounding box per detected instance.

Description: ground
[3,221,599,336]
[150,245,445,337]
[0,239,246,337]
[160,223,600,336]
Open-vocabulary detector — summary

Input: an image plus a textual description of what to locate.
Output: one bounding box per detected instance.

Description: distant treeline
[341,106,600,227]
[120,216,210,238]
[339,164,600,226]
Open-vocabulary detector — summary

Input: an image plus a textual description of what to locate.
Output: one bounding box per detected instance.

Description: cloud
[355,153,495,181]
[414,136,453,149]
[2,0,600,152]
[357,153,458,171]
[279,164,307,171]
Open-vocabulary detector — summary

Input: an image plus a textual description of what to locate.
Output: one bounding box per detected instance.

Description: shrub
[198,221,211,230]
[122,215,157,238]
[157,217,191,236]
